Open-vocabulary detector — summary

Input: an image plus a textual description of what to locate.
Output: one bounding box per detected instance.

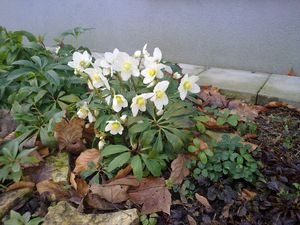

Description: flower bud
[156,109,164,116]
[146,80,156,88]
[173,72,182,79]
[98,140,105,150]
[120,114,128,123]
[134,50,142,58]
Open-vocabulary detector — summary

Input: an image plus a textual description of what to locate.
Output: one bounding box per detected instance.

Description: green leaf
[39,126,56,149]
[216,117,226,125]
[196,122,206,133]
[236,156,244,164]
[227,115,239,127]
[31,56,42,68]
[11,163,20,173]
[8,68,32,81]
[198,152,208,164]
[142,155,161,177]
[59,94,80,103]
[204,149,214,157]
[188,145,198,153]
[193,138,201,147]
[140,130,156,146]
[107,152,131,172]
[196,115,209,122]
[164,130,183,151]
[153,132,163,152]
[102,145,129,157]
[45,70,60,86]
[129,121,150,134]
[131,155,143,181]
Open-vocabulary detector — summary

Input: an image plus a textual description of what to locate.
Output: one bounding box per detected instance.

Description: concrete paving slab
[178,63,206,75]
[257,74,300,107]
[197,68,270,103]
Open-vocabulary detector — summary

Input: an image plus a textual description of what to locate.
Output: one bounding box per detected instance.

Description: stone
[257,74,300,107]
[197,68,270,103]
[178,63,206,75]
[46,152,69,184]
[0,188,32,219]
[43,201,139,225]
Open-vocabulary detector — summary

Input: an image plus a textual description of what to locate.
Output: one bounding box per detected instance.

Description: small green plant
[181,179,196,198]
[3,210,44,225]
[140,213,158,225]
[195,115,209,133]
[237,121,257,136]
[188,137,214,164]
[0,140,39,182]
[192,135,262,183]
[216,109,239,127]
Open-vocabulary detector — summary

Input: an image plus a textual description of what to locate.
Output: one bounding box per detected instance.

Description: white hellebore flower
[112,94,128,112]
[131,93,153,117]
[145,47,162,64]
[178,74,201,100]
[114,52,139,81]
[68,51,92,74]
[105,120,124,135]
[141,63,164,84]
[120,114,128,123]
[84,68,110,90]
[77,102,95,123]
[95,48,120,76]
[150,81,169,110]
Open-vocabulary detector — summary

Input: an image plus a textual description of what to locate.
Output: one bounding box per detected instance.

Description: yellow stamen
[123,62,132,72]
[80,60,87,68]
[136,97,145,106]
[148,68,157,77]
[115,95,123,104]
[183,81,192,90]
[111,122,120,130]
[155,90,164,99]
[92,73,101,82]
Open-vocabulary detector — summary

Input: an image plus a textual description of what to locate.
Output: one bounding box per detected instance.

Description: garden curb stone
[197,67,271,103]
[257,74,300,107]
[178,63,206,75]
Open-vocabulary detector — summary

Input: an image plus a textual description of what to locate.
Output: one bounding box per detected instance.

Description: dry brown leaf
[90,176,139,203]
[73,148,101,174]
[195,193,213,212]
[38,147,49,158]
[222,203,233,218]
[241,141,258,153]
[228,100,266,121]
[85,193,117,210]
[199,86,228,107]
[169,154,190,185]
[203,116,229,129]
[265,101,288,108]
[36,180,70,201]
[128,177,172,215]
[187,215,197,225]
[242,134,258,140]
[113,164,132,180]
[70,172,89,197]
[54,118,85,153]
[241,189,257,201]
[6,181,35,192]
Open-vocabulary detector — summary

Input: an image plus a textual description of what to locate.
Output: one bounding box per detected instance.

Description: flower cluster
[68,45,200,138]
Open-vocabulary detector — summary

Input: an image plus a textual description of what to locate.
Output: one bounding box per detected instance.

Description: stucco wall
[1,0,299,75]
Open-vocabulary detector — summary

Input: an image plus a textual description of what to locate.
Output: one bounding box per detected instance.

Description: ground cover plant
[0,27,299,225]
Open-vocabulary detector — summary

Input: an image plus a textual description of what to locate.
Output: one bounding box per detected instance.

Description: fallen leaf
[187,215,197,225]
[222,203,233,218]
[195,193,213,212]
[242,133,258,140]
[113,164,132,180]
[228,100,266,121]
[90,176,139,204]
[85,193,116,210]
[54,118,86,153]
[241,189,257,201]
[265,101,288,108]
[0,131,15,146]
[169,154,190,185]
[73,148,101,174]
[36,180,70,201]
[203,116,229,129]
[38,147,49,158]
[287,68,296,76]
[70,172,89,197]
[241,141,258,152]
[128,177,172,215]
[6,181,35,192]
[199,86,228,107]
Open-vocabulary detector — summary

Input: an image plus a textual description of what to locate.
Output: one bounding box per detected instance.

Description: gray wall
[1,0,300,75]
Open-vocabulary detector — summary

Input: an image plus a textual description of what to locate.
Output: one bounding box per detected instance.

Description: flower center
[148,68,157,77]
[155,90,165,99]
[91,73,101,82]
[80,60,87,68]
[79,107,88,115]
[115,95,123,104]
[183,81,192,90]
[123,62,132,72]
[111,122,120,130]
[136,97,145,106]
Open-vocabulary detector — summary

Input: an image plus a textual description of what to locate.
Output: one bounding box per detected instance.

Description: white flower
[131,93,153,117]
[134,50,142,58]
[95,49,120,76]
[156,109,164,116]
[85,67,110,90]
[150,81,169,110]
[173,72,182,79]
[178,74,201,100]
[120,114,127,123]
[145,47,162,64]
[68,51,92,74]
[105,95,112,105]
[112,94,128,112]
[105,120,124,135]
[142,44,150,57]
[114,52,139,81]
[77,102,95,123]
[141,63,164,84]
[146,80,157,88]
[98,140,105,150]
[55,46,60,54]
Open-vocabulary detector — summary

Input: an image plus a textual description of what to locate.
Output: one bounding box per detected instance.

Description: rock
[46,152,69,184]
[178,63,206,75]
[43,201,139,225]
[0,188,32,219]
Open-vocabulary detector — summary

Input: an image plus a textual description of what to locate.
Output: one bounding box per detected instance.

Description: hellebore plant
[68,45,201,179]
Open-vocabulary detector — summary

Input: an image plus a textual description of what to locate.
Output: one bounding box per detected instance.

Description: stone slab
[257,74,300,107]
[178,63,206,75]
[197,67,271,103]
